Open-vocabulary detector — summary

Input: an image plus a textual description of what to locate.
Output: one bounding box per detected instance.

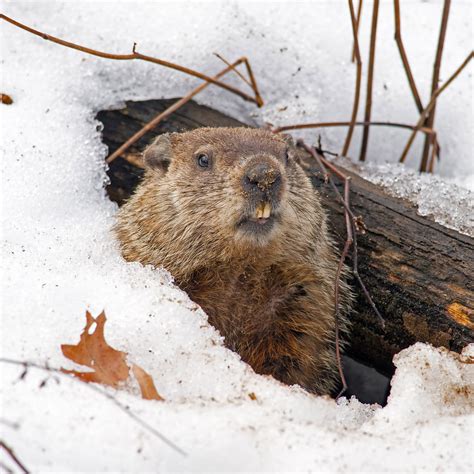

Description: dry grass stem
[399,51,473,164]
[393,0,424,113]
[359,0,379,162]
[106,58,255,163]
[0,440,29,474]
[419,0,451,172]
[342,0,363,157]
[0,13,260,106]
[351,0,363,63]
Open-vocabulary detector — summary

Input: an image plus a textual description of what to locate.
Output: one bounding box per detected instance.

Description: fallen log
[97,99,474,379]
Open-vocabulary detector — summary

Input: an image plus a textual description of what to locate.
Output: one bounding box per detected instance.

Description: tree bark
[97,99,474,376]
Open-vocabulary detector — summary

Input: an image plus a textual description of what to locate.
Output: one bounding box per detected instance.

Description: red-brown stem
[393,0,424,113]
[400,52,473,163]
[296,138,386,395]
[0,441,30,474]
[297,140,352,397]
[342,0,363,157]
[242,57,264,107]
[106,58,247,163]
[351,0,363,63]
[0,13,261,106]
[349,220,385,328]
[274,120,434,136]
[419,0,451,172]
[315,152,384,328]
[213,54,264,108]
[359,0,379,162]
[428,131,438,173]
[214,53,252,88]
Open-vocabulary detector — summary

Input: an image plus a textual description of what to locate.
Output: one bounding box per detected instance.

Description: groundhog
[115,127,351,395]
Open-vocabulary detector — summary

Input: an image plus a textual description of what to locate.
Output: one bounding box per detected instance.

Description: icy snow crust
[1,1,473,471]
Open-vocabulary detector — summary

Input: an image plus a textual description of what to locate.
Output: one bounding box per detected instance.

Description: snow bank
[1,1,473,471]
[338,158,474,237]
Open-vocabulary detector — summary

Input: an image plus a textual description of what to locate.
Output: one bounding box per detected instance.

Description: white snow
[1,1,473,472]
[340,158,474,236]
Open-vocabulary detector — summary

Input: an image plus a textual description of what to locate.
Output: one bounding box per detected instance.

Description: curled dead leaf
[61,311,129,387]
[61,310,163,401]
[133,364,164,401]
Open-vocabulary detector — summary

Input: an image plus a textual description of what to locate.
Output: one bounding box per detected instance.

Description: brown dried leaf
[132,364,164,401]
[61,310,164,401]
[1,93,13,105]
[61,311,129,387]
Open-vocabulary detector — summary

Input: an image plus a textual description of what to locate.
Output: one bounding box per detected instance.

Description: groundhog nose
[244,163,281,192]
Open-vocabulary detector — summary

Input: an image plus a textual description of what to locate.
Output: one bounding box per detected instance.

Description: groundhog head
[117,127,326,276]
[142,127,308,250]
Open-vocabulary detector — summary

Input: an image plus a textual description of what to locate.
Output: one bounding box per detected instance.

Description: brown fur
[114,127,351,395]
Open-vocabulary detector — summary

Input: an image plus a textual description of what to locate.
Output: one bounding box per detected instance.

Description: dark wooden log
[97,99,474,378]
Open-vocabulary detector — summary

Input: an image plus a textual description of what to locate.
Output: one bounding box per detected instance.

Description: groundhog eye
[285,150,290,164]
[197,153,210,168]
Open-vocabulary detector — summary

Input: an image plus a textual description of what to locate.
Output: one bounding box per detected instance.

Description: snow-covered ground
[1,1,473,472]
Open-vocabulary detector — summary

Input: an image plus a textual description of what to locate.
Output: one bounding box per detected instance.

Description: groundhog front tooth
[263,202,272,219]
[254,203,264,219]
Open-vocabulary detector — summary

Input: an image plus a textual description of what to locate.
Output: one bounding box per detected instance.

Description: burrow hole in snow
[98,99,393,406]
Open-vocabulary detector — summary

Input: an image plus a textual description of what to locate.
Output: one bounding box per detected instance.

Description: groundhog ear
[143,134,173,172]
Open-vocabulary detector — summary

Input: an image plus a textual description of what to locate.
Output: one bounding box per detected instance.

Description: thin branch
[213,53,264,107]
[242,57,264,107]
[315,163,385,321]
[399,51,473,163]
[428,131,439,173]
[351,0,363,63]
[359,0,379,162]
[274,120,435,136]
[213,53,252,89]
[0,13,261,107]
[298,140,350,397]
[106,57,250,163]
[297,140,385,362]
[419,0,451,172]
[393,0,424,113]
[349,220,385,328]
[342,0,363,156]
[0,358,186,457]
[0,441,29,474]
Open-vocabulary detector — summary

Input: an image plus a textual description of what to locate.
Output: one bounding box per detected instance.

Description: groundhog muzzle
[115,127,351,395]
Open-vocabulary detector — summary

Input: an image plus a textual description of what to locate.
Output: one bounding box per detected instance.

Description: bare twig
[0,13,261,107]
[212,53,264,107]
[419,0,451,172]
[242,57,264,107]
[0,358,186,457]
[213,53,252,89]
[274,120,435,137]
[106,57,252,163]
[0,440,29,474]
[399,51,473,163]
[308,146,384,328]
[393,0,424,113]
[298,140,350,397]
[342,0,363,156]
[295,139,386,395]
[359,0,379,162]
[428,131,439,173]
[349,222,385,328]
[351,0,363,63]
